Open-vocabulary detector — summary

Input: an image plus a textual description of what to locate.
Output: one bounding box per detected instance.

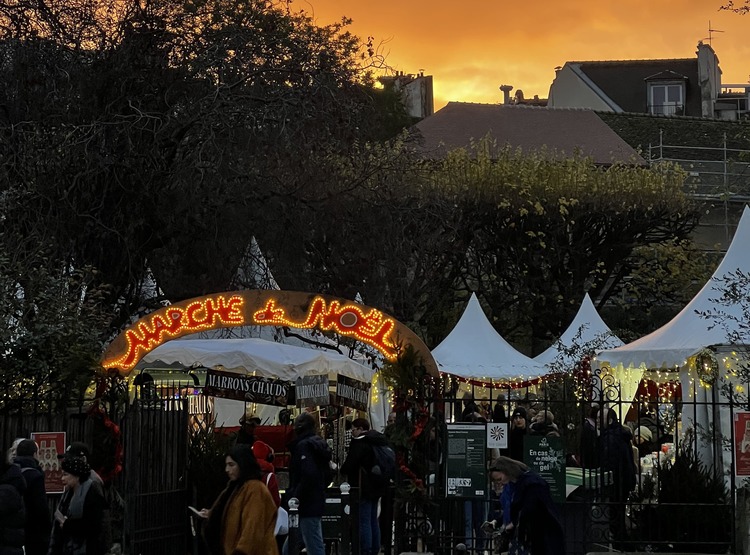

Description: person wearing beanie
[199,444,279,555]
[529,409,561,437]
[50,456,106,555]
[508,407,528,462]
[634,425,658,458]
[236,414,261,446]
[0,451,26,555]
[13,440,52,555]
[60,443,104,486]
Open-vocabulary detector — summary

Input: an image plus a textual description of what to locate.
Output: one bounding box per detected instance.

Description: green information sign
[445,423,488,498]
[524,435,566,503]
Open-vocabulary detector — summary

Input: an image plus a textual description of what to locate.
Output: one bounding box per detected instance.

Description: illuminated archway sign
[101,290,438,377]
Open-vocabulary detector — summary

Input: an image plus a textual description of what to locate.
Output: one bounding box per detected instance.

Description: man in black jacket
[284,413,332,555]
[341,418,391,555]
[14,440,51,555]
[0,454,26,555]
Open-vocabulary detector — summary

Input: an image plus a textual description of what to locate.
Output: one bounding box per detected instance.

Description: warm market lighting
[103,290,439,378]
[102,295,245,370]
[253,297,399,360]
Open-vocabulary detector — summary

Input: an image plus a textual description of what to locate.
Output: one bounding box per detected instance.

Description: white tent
[595,205,750,471]
[141,337,375,382]
[596,205,750,374]
[140,337,378,426]
[534,293,623,369]
[432,293,548,382]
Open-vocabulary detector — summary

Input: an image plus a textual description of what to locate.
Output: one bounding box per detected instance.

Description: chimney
[499,84,513,104]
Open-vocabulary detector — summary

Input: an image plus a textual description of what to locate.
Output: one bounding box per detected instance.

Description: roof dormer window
[648,81,685,116]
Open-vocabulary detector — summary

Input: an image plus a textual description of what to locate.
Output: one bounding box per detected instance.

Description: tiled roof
[572,59,700,114]
[412,102,645,165]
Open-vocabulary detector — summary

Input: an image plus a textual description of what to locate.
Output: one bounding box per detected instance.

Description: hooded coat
[0,462,26,555]
[341,430,390,500]
[287,430,332,518]
[251,442,281,507]
[509,470,565,555]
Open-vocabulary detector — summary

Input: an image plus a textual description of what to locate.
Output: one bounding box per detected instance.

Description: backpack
[368,439,397,481]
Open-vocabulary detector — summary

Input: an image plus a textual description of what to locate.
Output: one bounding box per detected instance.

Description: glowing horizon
[303,0,750,111]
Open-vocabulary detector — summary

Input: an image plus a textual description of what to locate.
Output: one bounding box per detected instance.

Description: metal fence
[648,132,750,251]
[3,372,744,555]
[373,369,741,555]
[0,383,190,555]
[120,386,189,555]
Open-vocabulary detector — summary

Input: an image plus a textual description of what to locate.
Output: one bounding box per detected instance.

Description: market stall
[432,292,549,384]
[138,336,379,427]
[595,204,750,473]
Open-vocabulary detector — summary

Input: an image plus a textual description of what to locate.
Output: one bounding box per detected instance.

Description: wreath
[695,348,719,386]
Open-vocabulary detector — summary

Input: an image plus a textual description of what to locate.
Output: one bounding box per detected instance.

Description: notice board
[445,423,487,498]
[524,435,566,503]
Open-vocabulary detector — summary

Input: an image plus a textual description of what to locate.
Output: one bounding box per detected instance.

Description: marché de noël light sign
[101,290,438,378]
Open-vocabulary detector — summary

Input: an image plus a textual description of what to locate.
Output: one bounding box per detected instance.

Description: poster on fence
[734,411,750,477]
[31,432,66,494]
[445,423,487,498]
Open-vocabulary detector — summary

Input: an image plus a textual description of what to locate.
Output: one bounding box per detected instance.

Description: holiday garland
[90,373,125,483]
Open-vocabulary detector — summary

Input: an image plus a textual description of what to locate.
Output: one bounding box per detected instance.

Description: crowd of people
[1,439,108,555]
[1,397,670,555]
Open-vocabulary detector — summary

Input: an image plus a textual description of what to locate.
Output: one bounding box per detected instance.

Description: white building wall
[547,64,616,111]
[696,42,723,118]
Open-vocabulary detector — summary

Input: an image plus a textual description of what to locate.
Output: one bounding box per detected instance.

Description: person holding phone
[200,444,279,555]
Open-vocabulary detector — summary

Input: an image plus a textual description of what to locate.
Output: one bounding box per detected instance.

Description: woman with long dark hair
[200,444,279,555]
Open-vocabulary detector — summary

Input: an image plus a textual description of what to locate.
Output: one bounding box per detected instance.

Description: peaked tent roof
[412,102,645,165]
[534,293,623,368]
[596,205,750,370]
[431,293,548,381]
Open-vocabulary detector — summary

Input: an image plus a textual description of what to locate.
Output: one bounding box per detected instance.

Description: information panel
[445,423,487,498]
[524,435,566,503]
[322,492,346,541]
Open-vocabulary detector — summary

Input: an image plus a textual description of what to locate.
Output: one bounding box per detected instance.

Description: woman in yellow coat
[201,444,279,555]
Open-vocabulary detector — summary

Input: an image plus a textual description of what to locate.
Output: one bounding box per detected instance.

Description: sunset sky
[302,0,750,110]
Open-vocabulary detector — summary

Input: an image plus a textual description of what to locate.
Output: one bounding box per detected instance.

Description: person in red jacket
[252,441,281,507]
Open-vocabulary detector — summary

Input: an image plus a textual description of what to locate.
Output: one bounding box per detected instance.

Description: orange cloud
[303,0,750,110]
